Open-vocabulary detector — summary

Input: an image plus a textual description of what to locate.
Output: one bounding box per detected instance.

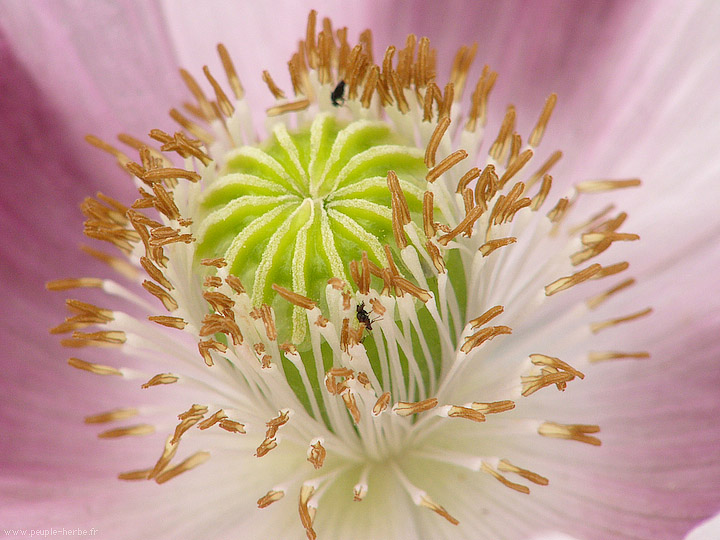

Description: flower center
[195,114,427,346]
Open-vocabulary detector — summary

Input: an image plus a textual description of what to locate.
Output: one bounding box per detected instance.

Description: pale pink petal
[686,512,720,540]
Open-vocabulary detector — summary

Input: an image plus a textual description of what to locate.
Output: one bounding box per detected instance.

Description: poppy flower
[1,2,719,539]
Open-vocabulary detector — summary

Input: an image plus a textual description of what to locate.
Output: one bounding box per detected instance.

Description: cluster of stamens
[47,11,652,539]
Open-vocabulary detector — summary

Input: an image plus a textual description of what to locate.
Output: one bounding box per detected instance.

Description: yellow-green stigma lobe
[196,114,427,345]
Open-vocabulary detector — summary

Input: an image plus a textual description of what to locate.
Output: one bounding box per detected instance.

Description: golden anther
[147,436,179,480]
[419,494,459,526]
[460,325,512,353]
[591,307,653,333]
[498,459,549,486]
[544,263,602,296]
[469,305,504,329]
[257,490,285,509]
[141,373,179,389]
[98,424,155,439]
[299,484,317,540]
[481,462,530,494]
[84,407,139,424]
[155,451,211,484]
[576,179,641,193]
[530,174,553,210]
[201,257,227,268]
[373,392,391,416]
[529,93,557,147]
[426,149,468,183]
[198,338,227,366]
[307,441,327,469]
[272,284,317,310]
[46,278,104,291]
[588,351,651,363]
[425,116,451,168]
[393,397,438,416]
[266,98,311,117]
[479,237,517,257]
[538,422,601,446]
[67,357,122,376]
[447,405,486,422]
[142,280,179,311]
[470,400,516,414]
[342,390,361,424]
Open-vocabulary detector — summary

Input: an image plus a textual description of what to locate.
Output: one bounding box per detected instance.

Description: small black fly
[356,302,374,331]
[331,80,346,107]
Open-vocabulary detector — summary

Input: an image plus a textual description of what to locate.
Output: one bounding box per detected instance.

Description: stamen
[460,325,512,353]
[140,256,173,290]
[591,307,653,333]
[307,439,327,469]
[85,408,138,424]
[61,330,126,348]
[586,278,636,309]
[169,108,213,146]
[470,400,515,414]
[589,351,651,363]
[489,105,516,162]
[547,197,569,223]
[179,69,217,122]
[80,245,138,281]
[266,98,311,117]
[529,93,557,147]
[426,149,468,183]
[521,371,576,396]
[373,392,391,416]
[203,66,234,117]
[272,284,317,310]
[425,116,451,168]
[529,174,553,211]
[499,149,533,187]
[341,389,362,423]
[84,135,130,167]
[498,459,549,486]
[538,422,601,446]
[544,264,602,296]
[141,373,179,388]
[446,405,486,422]
[142,280,179,311]
[479,237,516,256]
[393,398,438,416]
[68,357,122,376]
[456,167,481,194]
[155,451,211,484]
[469,305,504,329]
[148,436,179,480]
[481,462,530,494]
[98,424,155,439]
[196,409,228,430]
[527,150,562,189]
[262,70,286,99]
[298,484,317,540]
[201,257,227,268]
[576,179,641,193]
[198,339,227,366]
[530,354,584,379]
[437,205,483,245]
[118,469,152,481]
[46,278,104,291]
[419,493,459,526]
[257,489,285,509]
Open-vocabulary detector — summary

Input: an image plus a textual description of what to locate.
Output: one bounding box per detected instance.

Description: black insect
[331,80,346,107]
[356,302,374,331]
